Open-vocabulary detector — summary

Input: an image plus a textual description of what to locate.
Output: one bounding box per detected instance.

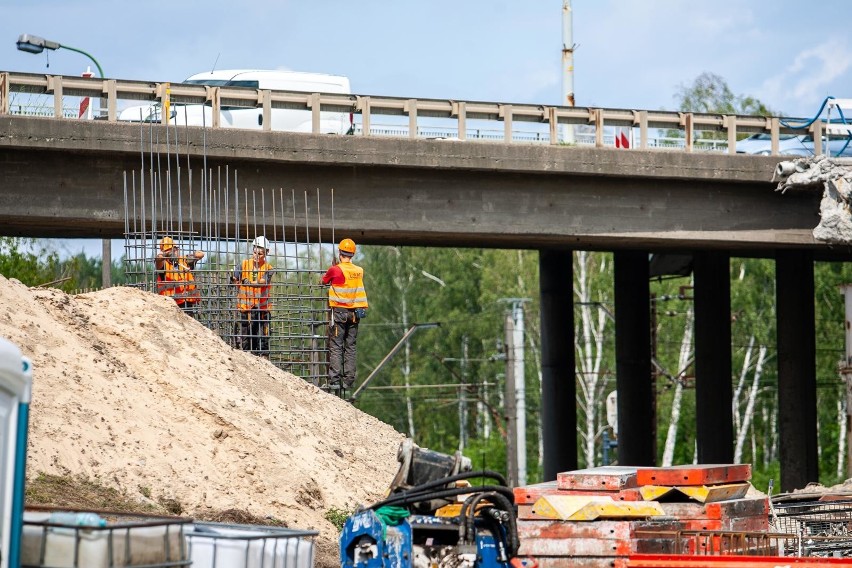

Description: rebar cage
[122,149,340,386]
[771,498,852,557]
[634,529,797,557]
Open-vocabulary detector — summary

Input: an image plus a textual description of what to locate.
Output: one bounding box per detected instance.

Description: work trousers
[328,307,359,388]
[237,308,270,357]
[176,300,199,319]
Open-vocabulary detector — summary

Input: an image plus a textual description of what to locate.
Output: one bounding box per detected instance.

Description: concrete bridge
[0,114,820,251]
[0,71,846,493]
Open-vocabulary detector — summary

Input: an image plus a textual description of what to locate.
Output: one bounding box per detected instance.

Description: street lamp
[16,33,104,78]
[17,33,111,286]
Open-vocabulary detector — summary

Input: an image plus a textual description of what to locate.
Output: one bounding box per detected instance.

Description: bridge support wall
[540,250,577,479]
[776,250,819,491]
[614,250,656,466]
[694,251,734,463]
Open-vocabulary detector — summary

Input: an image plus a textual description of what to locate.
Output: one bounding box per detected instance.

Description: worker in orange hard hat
[155,237,205,317]
[320,238,368,394]
[231,236,274,358]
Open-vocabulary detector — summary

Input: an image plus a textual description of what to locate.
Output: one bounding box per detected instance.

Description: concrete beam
[0,115,824,250]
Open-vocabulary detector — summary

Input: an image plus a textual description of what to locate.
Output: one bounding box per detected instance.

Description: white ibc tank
[0,337,33,568]
[187,523,316,568]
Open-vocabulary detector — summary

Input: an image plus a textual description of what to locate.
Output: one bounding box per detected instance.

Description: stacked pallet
[515,464,768,567]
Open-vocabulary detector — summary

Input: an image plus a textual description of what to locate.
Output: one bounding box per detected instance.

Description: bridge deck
[0,114,826,253]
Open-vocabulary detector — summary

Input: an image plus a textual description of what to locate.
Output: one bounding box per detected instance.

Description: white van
[118,69,353,134]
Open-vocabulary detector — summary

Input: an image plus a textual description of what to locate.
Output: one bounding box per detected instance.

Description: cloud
[760,37,852,114]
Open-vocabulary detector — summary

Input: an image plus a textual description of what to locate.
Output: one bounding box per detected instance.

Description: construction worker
[232,236,274,358]
[155,237,204,316]
[321,238,368,391]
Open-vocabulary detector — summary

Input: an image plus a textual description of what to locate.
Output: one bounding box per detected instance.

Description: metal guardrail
[0,70,817,155]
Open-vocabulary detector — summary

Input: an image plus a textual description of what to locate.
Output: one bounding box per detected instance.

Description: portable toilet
[0,338,32,568]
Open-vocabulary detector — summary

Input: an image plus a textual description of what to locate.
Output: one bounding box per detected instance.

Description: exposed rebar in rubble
[122,122,334,386]
[771,498,852,557]
[775,155,852,244]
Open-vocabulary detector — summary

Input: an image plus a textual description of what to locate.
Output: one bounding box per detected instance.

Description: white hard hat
[253,236,269,250]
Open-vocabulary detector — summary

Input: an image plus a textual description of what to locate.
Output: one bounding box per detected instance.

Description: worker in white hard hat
[231,236,274,358]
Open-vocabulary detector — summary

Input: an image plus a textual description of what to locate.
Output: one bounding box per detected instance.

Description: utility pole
[839,284,852,478]
[562,0,576,143]
[458,335,469,451]
[503,298,529,487]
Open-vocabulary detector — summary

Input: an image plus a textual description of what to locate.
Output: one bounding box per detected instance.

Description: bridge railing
[0,71,814,155]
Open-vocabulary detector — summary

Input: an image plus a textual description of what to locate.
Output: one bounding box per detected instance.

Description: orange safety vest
[236,258,273,311]
[156,257,200,305]
[328,261,368,309]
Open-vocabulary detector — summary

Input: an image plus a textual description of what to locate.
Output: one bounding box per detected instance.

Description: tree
[675,72,775,116]
[669,72,776,146]
[574,251,614,467]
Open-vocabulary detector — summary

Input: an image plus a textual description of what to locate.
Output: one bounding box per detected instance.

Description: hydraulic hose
[368,470,510,510]
[370,484,515,511]
[459,491,519,559]
[779,96,852,155]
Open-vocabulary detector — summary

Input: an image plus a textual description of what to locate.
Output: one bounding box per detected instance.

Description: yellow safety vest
[329,261,368,309]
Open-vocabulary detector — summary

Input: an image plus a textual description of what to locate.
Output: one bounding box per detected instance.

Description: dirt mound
[0,275,404,567]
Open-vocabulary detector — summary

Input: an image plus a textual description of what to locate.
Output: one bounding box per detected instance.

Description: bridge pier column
[614,250,655,466]
[776,250,818,491]
[540,249,577,479]
[694,251,734,464]
[102,239,111,288]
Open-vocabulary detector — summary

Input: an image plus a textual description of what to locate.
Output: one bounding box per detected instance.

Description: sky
[4,0,852,257]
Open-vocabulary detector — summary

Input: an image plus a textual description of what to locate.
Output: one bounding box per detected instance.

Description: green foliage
[750,462,781,496]
[0,238,65,288]
[324,506,353,532]
[0,238,125,291]
[668,72,776,143]
[355,246,542,478]
[465,435,508,479]
[675,72,775,116]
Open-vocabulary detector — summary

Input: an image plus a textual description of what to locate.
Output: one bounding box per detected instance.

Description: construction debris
[775,155,852,244]
[515,464,770,566]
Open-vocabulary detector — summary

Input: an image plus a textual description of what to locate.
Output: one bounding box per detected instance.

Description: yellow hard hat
[339,238,356,256]
[160,236,174,251]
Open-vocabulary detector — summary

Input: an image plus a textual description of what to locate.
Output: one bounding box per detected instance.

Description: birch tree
[734,345,767,463]
[574,251,612,467]
[661,307,694,467]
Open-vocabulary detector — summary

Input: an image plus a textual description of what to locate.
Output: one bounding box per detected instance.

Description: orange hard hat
[339,238,356,256]
[160,236,175,251]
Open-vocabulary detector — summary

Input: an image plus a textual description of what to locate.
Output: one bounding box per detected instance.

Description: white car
[118,69,353,135]
[736,132,852,157]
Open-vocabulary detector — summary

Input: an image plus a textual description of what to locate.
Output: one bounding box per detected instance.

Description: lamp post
[16,33,104,78]
[16,33,112,287]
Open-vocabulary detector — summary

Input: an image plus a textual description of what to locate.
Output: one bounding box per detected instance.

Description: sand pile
[0,275,404,566]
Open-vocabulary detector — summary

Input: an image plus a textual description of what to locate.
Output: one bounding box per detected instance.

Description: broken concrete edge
[775,155,852,244]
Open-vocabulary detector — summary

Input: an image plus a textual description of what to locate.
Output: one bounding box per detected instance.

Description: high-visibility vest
[156,257,200,305]
[236,258,273,311]
[328,261,368,309]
